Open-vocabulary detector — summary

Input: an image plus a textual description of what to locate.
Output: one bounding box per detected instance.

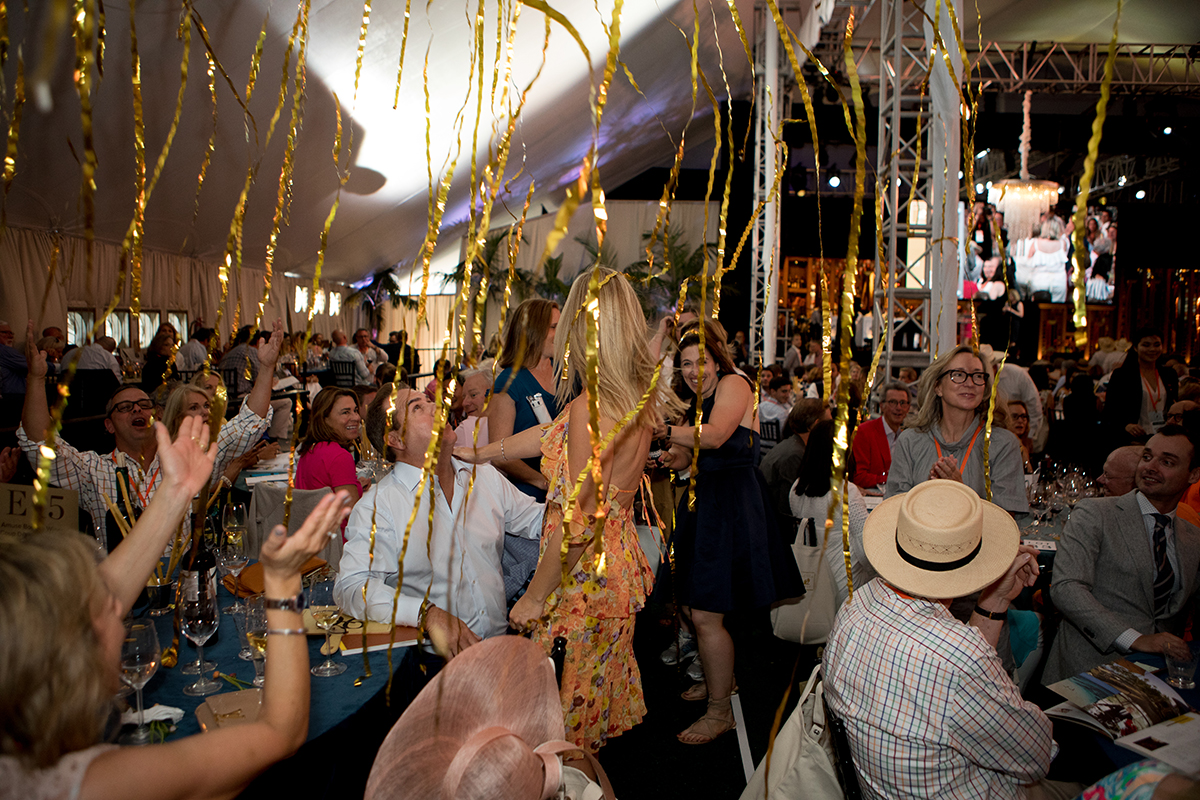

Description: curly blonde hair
[0,531,112,768]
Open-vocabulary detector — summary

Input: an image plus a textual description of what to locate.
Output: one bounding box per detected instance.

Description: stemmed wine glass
[1061,471,1087,523]
[1025,482,1047,532]
[216,527,249,616]
[180,571,222,696]
[309,570,346,677]
[119,619,161,745]
[244,595,268,687]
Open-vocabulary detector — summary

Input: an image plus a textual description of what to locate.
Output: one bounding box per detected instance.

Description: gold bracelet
[500,438,506,461]
[266,628,308,635]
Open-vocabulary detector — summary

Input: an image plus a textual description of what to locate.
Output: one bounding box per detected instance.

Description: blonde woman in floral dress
[456,268,677,758]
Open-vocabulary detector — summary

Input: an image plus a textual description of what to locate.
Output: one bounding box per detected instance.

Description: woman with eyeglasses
[885,343,1029,514]
[1007,400,1034,473]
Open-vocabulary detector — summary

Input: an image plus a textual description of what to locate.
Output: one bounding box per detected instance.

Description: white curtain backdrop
[0,226,366,349]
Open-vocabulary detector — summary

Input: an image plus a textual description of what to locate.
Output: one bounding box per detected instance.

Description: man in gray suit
[1045,425,1200,683]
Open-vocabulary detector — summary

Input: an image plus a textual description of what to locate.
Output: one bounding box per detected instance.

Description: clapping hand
[930,455,963,483]
[156,414,217,499]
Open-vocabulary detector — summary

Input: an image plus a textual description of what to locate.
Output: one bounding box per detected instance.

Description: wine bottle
[105,467,142,554]
[180,520,220,646]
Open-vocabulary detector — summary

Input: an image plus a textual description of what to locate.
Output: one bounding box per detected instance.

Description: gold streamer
[982,352,1005,502]
[824,10,868,603]
[72,0,98,285]
[127,0,145,317]
[1,53,23,235]
[1071,0,1123,348]
[94,0,104,78]
[0,1,7,68]
[390,0,412,108]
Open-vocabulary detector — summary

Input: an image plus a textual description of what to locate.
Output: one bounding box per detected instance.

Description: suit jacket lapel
[1113,494,1155,609]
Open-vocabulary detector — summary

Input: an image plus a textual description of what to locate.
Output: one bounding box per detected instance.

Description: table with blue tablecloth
[140,581,405,740]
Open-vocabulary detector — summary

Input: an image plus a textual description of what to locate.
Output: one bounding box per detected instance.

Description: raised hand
[257,319,285,368]
[155,415,217,499]
[24,320,48,380]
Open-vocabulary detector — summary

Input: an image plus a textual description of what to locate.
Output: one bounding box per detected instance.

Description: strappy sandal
[677,697,736,745]
[681,678,737,702]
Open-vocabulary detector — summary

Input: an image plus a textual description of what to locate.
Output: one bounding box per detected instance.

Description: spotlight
[828,174,842,188]
[985,181,993,190]
[975,183,984,193]
[958,170,964,179]
[1136,189,1147,199]
[1057,186,1064,194]
[1163,126,1173,135]
[1117,175,1127,187]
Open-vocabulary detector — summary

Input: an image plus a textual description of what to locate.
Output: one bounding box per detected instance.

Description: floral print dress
[532,411,653,753]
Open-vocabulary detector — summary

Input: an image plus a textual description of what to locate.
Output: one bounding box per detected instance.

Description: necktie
[1151,513,1175,618]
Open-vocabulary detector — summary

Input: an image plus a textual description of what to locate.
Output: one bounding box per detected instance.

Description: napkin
[121,703,184,726]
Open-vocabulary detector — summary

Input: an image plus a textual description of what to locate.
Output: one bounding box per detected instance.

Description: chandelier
[989,91,1059,241]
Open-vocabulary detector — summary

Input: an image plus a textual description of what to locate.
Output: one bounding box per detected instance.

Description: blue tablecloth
[139,582,407,740]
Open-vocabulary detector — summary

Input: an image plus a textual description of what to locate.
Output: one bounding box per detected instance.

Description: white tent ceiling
[2,0,1191,286]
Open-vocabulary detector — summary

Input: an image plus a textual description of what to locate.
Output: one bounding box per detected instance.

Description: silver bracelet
[500,438,506,461]
[266,628,308,636]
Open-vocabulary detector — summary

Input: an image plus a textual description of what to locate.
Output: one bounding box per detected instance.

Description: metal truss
[971,42,1200,95]
[1086,154,1181,196]
[748,11,782,367]
[873,0,935,376]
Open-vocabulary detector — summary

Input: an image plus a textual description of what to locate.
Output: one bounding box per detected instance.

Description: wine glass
[309,570,346,677]
[216,530,249,616]
[180,571,222,696]
[1061,471,1087,523]
[244,595,268,688]
[119,620,161,745]
[1025,482,1046,532]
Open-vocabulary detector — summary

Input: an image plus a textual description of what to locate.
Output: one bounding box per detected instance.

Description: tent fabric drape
[1,226,364,348]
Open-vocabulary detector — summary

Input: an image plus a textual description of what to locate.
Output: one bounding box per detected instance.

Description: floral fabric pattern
[532,412,652,753]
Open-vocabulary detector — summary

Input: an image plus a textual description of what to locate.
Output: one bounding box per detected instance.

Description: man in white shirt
[71,336,123,379]
[759,376,793,425]
[175,327,215,371]
[328,329,373,385]
[980,345,1044,442]
[335,384,544,659]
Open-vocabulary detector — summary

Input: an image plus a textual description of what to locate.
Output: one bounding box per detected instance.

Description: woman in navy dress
[661,320,803,744]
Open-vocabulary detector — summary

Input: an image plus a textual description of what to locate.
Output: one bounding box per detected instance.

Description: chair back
[331,360,357,388]
[247,483,342,565]
[760,419,781,445]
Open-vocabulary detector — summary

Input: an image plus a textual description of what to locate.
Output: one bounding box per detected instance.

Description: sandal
[681,678,737,702]
[677,697,736,745]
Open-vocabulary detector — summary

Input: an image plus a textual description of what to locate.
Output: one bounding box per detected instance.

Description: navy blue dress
[674,382,805,613]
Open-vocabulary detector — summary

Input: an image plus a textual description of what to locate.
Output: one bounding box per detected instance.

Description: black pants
[235,648,444,800]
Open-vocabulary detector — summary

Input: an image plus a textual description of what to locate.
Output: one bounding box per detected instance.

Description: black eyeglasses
[883,399,910,408]
[1010,413,1030,421]
[1166,413,1184,424]
[943,369,988,386]
[109,398,154,415]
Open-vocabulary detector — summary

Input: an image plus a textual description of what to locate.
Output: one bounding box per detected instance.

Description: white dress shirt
[174,338,208,371]
[71,343,123,379]
[334,459,544,642]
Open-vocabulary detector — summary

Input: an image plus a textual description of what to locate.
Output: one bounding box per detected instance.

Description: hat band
[895,532,982,572]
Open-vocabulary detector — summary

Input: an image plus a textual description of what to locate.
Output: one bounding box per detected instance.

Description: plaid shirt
[18,401,270,543]
[823,578,1055,800]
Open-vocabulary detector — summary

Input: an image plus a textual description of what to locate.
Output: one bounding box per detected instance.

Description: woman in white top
[789,420,873,609]
[1026,216,1069,302]
[0,414,351,800]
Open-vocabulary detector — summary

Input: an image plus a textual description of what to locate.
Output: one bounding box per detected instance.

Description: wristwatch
[264,593,307,612]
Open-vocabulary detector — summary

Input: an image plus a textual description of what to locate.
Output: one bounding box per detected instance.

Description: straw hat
[365,637,611,800]
[863,480,1019,599]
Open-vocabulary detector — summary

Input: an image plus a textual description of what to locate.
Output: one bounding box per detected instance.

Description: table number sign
[0,484,80,534]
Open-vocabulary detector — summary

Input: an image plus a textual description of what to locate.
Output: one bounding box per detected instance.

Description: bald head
[1099,445,1141,497]
[1166,399,1198,427]
[331,329,348,346]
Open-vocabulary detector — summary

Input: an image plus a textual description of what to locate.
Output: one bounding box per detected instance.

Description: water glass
[1165,649,1197,690]
[180,571,222,696]
[119,620,161,745]
[216,531,249,615]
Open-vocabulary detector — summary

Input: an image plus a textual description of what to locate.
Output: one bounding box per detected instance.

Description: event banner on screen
[0,485,80,534]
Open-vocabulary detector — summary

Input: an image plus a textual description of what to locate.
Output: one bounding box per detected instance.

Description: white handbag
[770,519,839,644]
[740,664,846,800]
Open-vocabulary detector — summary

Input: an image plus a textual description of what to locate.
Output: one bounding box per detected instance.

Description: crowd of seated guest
[3,285,1199,800]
